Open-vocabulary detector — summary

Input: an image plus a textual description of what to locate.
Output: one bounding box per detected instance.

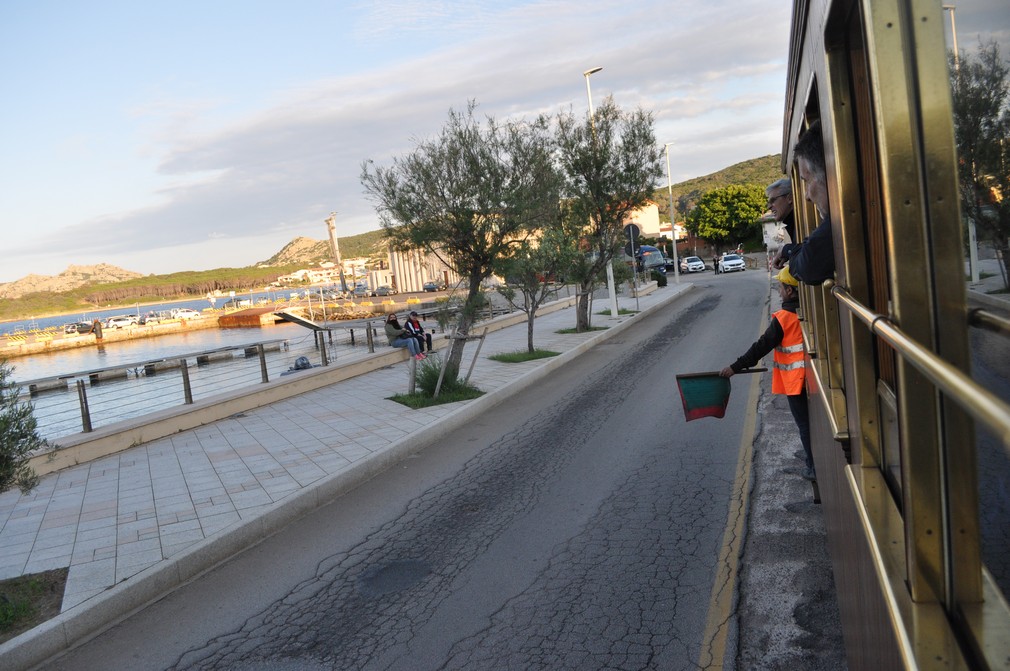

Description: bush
[651,270,668,286]
[0,361,45,494]
[416,357,467,396]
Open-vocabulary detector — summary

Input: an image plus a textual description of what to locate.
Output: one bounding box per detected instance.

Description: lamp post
[325,212,349,293]
[583,66,620,319]
[943,4,978,283]
[665,143,682,284]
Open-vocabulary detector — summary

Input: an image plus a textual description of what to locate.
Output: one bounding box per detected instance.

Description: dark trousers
[413,333,432,351]
[786,392,813,471]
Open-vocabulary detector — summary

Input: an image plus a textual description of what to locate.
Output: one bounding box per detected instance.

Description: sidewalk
[0,283,694,668]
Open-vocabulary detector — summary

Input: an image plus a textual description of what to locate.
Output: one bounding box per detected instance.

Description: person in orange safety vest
[719,266,814,480]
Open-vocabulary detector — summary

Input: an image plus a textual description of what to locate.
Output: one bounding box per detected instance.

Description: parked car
[374,285,397,296]
[719,254,746,273]
[423,282,441,292]
[352,286,372,298]
[172,308,203,320]
[679,255,706,273]
[63,321,93,334]
[664,256,679,272]
[635,245,668,275]
[106,315,137,329]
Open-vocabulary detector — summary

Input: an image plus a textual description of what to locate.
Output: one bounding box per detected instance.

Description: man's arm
[720,319,784,376]
[785,216,834,284]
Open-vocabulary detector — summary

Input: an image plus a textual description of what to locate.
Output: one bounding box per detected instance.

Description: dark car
[63,321,93,334]
[374,285,397,296]
[423,282,440,292]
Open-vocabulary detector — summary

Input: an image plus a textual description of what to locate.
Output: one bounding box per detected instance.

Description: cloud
[0,0,806,280]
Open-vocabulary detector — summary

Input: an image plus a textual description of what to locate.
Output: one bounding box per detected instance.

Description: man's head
[794,120,829,216]
[776,265,799,301]
[409,311,418,319]
[765,178,793,222]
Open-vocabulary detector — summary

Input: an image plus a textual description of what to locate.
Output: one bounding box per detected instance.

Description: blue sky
[1,0,1007,283]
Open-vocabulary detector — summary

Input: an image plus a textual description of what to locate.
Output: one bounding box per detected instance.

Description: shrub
[651,270,668,286]
[0,361,45,494]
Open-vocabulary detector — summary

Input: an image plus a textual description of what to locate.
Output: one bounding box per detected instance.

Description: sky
[1,0,1007,284]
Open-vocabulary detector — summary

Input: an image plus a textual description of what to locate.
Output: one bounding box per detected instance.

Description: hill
[653,154,783,220]
[258,229,388,267]
[0,264,143,301]
[0,154,779,321]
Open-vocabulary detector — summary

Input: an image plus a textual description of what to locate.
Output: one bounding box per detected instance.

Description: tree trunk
[527,312,535,352]
[446,275,484,376]
[576,281,592,332]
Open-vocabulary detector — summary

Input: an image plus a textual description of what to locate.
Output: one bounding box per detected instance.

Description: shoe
[415,353,426,360]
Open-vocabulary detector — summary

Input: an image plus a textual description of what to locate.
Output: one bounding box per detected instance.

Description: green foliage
[0,265,302,322]
[651,269,668,286]
[653,154,783,223]
[388,357,483,408]
[950,41,1010,284]
[362,102,561,371]
[0,361,45,494]
[488,349,560,363]
[686,184,767,245]
[556,98,663,331]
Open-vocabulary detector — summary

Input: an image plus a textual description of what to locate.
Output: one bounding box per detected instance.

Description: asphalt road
[39,272,790,671]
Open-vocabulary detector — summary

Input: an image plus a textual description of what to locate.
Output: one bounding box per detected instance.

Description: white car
[105,315,137,329]
[172,308,203,320]
[679,256,706,273]
[719,254,746,273]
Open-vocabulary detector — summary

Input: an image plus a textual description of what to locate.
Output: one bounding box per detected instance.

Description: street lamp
[943,4,978,283]
[665,142,681,284]
[583,66,620,319]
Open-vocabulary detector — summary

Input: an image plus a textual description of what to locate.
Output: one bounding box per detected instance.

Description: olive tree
[555,98,663,331]
[496,221,578,352]
[0,361,44,494]
[950,41,1010,286]
[361,103,560,374]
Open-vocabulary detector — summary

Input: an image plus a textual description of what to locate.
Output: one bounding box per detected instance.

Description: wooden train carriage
[783,0,1010,667]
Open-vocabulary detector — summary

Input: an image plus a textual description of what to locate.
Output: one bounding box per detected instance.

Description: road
[42,272,773,671]
[969,295,1010,598]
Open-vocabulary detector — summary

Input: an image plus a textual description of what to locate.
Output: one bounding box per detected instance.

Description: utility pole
[325,212,348,293]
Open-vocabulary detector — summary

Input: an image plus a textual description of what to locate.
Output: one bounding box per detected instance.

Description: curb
[1,284,695,670]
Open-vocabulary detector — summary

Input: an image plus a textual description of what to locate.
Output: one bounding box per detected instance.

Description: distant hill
[653,154,783,220]
[259,229,389,267]
[0,264,143,301]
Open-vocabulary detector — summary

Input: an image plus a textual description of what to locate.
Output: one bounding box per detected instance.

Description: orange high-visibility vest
[772,310,805,395]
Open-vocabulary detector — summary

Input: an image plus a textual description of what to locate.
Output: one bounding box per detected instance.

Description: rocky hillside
[263,236,333,267]
[0,264,143,300]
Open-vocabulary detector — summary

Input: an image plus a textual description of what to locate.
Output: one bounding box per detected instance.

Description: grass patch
[389,387,484,408]
[387,356,484,408]
[0,568,67,644]
[595,308,637,316]
[489,349,560,363]
[556,326,608,334]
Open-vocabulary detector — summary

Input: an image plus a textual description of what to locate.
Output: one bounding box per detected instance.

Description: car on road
[679,256,706,273]
[374,285,397,296]
[105,315,138,329]
[423,281,441,292]
[664,256,678,272]
[171,308,203,320]
[719,254,746,273]
[352,286,372,298]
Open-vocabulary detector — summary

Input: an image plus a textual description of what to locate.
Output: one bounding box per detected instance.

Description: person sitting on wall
[385,313,425,360]
[404,311,432,352]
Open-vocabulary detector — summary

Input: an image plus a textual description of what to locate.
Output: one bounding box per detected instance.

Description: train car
[782,0,1010,667]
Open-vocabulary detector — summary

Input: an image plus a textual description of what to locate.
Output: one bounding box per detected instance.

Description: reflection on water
[11,322,324,382]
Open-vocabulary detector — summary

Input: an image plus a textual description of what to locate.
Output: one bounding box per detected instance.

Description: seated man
[404,311,432,352]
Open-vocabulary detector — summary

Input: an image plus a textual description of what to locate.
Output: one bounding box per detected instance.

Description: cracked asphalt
[39,272,850,671]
